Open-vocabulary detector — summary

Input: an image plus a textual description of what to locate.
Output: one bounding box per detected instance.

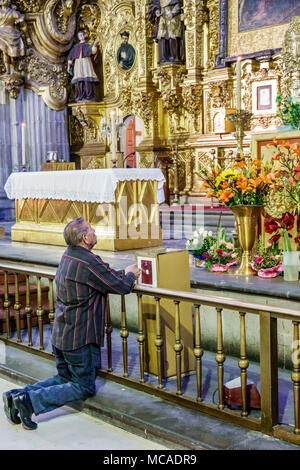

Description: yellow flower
[215,169,240,188]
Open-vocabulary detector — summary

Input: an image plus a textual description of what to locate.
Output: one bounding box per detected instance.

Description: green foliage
[252,235,282,269]
[276,94,300,129]
[281,228,292,252]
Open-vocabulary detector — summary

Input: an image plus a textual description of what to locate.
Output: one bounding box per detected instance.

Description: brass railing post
[194,304,203,402]
[174,300,183,396]
[155,296,164,389]
[216,307,225,409]
[238,312,249,417]
[4,271,11,339]
[136,294,145,383]
[259,311,278,434]
[120,295,129,377]
[25,275,32,346]
[292,321,300,435]
[36,276,44,350]
[14,273,22,343]
[48,279,55,331]
[105,296,113,372]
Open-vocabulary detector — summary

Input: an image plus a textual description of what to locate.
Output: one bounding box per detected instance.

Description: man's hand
[125,264,141,280]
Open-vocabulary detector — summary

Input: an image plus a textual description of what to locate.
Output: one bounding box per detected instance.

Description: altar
[4,169,166,251]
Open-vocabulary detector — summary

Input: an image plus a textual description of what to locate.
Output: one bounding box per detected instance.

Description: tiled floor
[0,377,167,450]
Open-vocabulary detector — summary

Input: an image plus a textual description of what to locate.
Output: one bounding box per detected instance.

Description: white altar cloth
[4,168,166,204]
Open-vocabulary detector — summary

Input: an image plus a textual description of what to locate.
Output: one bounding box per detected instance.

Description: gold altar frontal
[11,179,162,251]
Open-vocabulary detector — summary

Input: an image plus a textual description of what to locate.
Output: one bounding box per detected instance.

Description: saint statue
[148,0,185,65]
[67,30,100,102]
[117,31,136,71]
[0,0,31,74]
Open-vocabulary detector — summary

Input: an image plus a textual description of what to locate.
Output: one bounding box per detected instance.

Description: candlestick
[110,111,117,167]
[236,57,241,112]
[21,122,26,166]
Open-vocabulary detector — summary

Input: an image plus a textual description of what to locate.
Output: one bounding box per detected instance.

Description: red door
[126,117,136,168]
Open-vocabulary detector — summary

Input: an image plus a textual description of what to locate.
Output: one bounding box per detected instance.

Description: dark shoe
[2,390,22,424]
[12,392,37,430]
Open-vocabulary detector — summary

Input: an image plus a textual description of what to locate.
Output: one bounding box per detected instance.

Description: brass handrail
[0,260,299,320]
[1,259,300,447]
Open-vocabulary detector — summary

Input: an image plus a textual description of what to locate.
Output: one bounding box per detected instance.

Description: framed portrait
[252,80,277,115]
[238,0,300,32]
[136,256,157,288]
[216,0,300,67]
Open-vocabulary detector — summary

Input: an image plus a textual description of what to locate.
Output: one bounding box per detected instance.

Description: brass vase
[231,205,263,276]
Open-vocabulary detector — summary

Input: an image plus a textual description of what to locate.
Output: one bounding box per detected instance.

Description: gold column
[292,321,300,435]
[105,296,113,372]
[259,311,278,434]
[14,274,22,343]
[238,312,249,417]
[216,307,225,409]
[25,275,32,346]
[4,272,11,339]
[48,279,55,331]
[174,300,183,396]
[194,304,204,402]
[155,296,164,389]
[36,277,44,350]
[136,294,145,383]
[120,295,129,378]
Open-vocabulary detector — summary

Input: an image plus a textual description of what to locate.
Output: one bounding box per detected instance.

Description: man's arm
[87,258,138,295]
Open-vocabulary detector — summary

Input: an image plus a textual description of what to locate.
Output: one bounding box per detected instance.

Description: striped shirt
[51,245,136,351]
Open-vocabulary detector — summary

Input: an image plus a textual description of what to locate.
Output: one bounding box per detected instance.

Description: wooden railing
[0,260,300,446]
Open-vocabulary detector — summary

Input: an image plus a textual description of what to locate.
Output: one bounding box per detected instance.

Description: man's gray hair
[64,217,89,246]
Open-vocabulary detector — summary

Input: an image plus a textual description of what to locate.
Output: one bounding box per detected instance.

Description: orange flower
[220,180,231,189]
[260,172,276,184]
[218,189,235,203]
[248,178,260,189]
[232,161,245,169]
[251,159,262,167]
[236,176,250,193]
[282,143,292,150]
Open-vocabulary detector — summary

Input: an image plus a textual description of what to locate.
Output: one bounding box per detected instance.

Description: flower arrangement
[267,139,300,215]
[251,236,283,278]
[264,211,295,246]
[276,94,300,130]
[203,227,239,273]
[186,227,214,260]
[195,158,276,207]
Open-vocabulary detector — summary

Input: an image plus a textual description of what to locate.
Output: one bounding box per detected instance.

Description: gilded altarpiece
[1,1,296,203]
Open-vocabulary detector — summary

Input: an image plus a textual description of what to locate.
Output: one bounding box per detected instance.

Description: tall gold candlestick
[236,57,241,112]
[21,122,26,167]
[110,111,117,167]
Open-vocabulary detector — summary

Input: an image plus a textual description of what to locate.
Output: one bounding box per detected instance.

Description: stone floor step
[0,341,299,451]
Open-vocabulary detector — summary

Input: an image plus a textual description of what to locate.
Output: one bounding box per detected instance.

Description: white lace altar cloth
[4,169,166,204]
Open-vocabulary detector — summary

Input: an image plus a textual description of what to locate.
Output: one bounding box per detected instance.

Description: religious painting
[257,85,272,111]
[252,80,277,115]
[137,256,157,288]
[116,31,136,71]
[238,0,300,32]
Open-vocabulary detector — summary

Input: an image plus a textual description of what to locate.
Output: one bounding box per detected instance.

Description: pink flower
[255,257,264,264]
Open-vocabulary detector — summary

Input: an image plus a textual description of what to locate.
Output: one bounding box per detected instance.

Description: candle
[236,57,241,112]
[110,111,117,165]
[21,122,26,166]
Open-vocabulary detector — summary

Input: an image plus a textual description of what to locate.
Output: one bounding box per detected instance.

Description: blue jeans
[21,344,101,416]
